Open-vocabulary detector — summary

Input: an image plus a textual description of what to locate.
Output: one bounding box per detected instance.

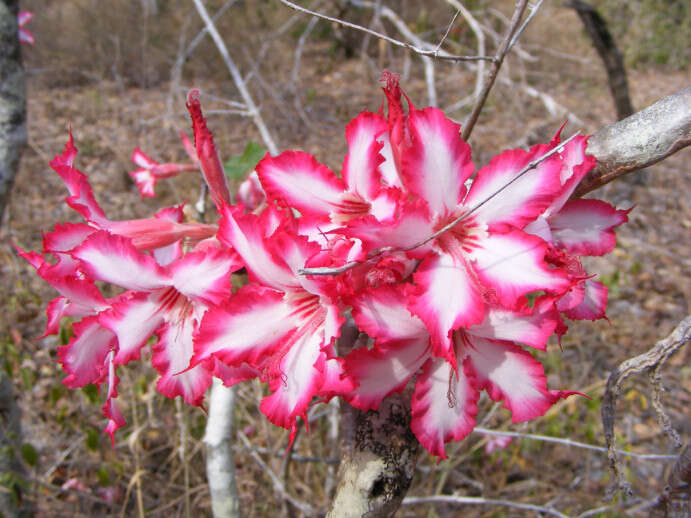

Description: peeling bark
[575,87,691,197]
[0,0,26,226]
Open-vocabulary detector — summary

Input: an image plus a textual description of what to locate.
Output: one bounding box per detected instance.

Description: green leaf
[85,427,100,451]
[223,141,266,180]
[20,443,37,467]
[97,465,110,486]
[82,383,100,404]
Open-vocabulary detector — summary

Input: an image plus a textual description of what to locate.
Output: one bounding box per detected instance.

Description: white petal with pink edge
[152,307,211,406]
[346,338,430,410]
[99,292,164,365]
[411,356,478,458]
[549,199,629,256]
[342,111,387,200]
[131,148,157,169]
[402,107,473,215]
[465,336,562,422]
[351,285,428,343]
[259,329,325,431]
[58,316,114,388]
[464,146,561,230]
[193,285,297,366]
[470,231,570,307]
[469,307,558,350]
[257,151,346,219]
[73,231,171,291]
[218,205,297,290]
[408,252,484,363]
[170,247,239,305]
[564,279,608,321]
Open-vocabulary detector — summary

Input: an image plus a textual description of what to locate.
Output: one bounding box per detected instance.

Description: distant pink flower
[18,11,33,45]
[129,132,199,198]
[483,435,513,455]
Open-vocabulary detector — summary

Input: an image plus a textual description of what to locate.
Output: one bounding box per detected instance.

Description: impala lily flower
[256,111,399,224]
[130,132,200,198]
[18,11,33,45]
[344,76,573,365]
[345,285,572,457]
[192,205,354,439]
[71,230,242,406]
[51,132,217,250]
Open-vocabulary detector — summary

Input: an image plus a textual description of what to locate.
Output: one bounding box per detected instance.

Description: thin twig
[473,427,678,460]
[508,0,545,52]
[601,315,690,496]
[462,0,530,141]
[445,0,486,102]
[192,0,279,155]
[435,9,461,54]
[402,495,570,518]
[278,0,495,62]
[299,132,580,276]
[237,431,316,515]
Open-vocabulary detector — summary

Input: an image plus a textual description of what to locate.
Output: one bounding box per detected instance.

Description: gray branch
[575,87,691,197]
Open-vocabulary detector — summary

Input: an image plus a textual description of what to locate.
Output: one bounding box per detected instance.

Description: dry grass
[1,1,688,516]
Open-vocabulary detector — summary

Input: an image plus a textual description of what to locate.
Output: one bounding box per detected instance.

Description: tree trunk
[0,0,27,226]
[568,0,634,121]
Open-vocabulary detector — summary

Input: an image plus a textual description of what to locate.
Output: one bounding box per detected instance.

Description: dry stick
[204,379,240,518]
[574,86,691,197]
[461,0,530,141]
[278,0,494,62]
[236,431,316,515]
[192,0,279,156]
[445,0,486,103]
[601,315,691,496]
[473,427,677,461]
[299,132,580,276]
[402,495,570,518]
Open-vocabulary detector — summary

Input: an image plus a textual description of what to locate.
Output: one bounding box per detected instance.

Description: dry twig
[601,315,690,496]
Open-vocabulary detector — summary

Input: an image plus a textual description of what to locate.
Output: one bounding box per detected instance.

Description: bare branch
[401,495,570,518]
[462,0,531,141]
[204,380,240,518]
[575,87,691,196]
[601,315,690,496]
[473,427,678,460]
[277,0,495,62]
[192,0,279,155]
[445,0,486,102]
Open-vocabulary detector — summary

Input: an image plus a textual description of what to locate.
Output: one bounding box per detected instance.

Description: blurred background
[1,0,689,516]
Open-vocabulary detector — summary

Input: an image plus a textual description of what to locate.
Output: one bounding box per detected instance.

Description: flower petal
[99,292,164,366]
[58,316,115,388]
[411,356,478,458]
[342,111,387,200]
[193,284,296,366]
[549,199,629,256]
[464,145,562,230]
[465,336,569,422]
[257,150,345,219]
[408,252,484,364]
[72,231,171,291]
[402,107,473,215]
[564,279,608,321]
[469,307,558,350]
[470,230,571,307]
[170,247,240,305]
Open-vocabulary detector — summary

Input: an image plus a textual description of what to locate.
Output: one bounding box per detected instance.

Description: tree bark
[568,0,634,121]
[575,87,691,197]
[0,0,26,226]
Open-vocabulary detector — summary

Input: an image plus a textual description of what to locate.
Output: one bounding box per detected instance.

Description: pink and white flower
[18,11,33,45]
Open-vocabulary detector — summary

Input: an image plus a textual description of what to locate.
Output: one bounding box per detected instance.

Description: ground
[0,2,688,516]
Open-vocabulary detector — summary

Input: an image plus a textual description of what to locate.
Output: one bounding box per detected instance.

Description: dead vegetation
[1,1,688,516]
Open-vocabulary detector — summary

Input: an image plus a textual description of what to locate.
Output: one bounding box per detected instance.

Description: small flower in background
[18,11,34,45]
[483,435,514,455]
[129,132,200,198]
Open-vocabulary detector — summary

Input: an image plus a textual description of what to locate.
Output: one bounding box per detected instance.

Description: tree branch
[601,315,690,496]
[461,0,531,141]
[575,87,691,197]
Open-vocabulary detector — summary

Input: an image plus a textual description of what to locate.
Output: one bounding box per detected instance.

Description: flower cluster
[18,76,628,457]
